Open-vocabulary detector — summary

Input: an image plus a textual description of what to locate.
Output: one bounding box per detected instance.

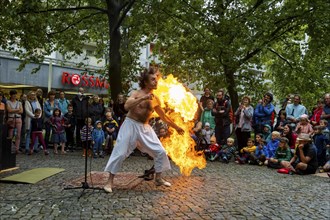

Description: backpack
[224,100,235,125]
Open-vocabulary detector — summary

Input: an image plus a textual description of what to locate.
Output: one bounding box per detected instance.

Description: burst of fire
[153,74,206,176]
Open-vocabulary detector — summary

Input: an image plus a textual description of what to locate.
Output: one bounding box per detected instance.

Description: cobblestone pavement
[0,151,329,220]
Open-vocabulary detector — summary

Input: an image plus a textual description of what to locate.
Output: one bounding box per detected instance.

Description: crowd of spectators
[191,89,330,175]
[0,87,127,158]
[1,87,329,177]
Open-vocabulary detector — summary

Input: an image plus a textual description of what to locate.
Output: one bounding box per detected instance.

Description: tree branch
[46,12,104,36]
[160,8,207,40]
[239,48,261,65]
[18,6,108,14]
[267,47,293,68]
[112,0,136,34]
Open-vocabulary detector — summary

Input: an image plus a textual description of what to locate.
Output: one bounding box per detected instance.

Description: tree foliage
[0,0,329,111]
[131,0,329,110]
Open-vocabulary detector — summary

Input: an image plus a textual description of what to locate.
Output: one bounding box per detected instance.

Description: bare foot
[104,183,113,193]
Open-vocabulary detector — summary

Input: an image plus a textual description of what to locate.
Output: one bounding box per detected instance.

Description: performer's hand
[175,126,185,135]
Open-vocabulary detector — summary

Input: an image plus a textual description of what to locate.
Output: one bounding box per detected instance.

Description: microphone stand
[64,95,98,199]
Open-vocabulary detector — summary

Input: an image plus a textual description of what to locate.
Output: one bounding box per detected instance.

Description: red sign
[61,72,109,89]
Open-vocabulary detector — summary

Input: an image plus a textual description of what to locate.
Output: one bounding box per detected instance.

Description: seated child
[267,137,292,169]
[312,125,329,167]
[29,108,49,155]
[262,124,272,144]
[295,114,313,136]
[204,136,221,161]
[263,131,281,165]
[212,137,237,163]
[92,121,105,158]
[236,138,256,164]
[319,120,330,160]
[249,134,266,165]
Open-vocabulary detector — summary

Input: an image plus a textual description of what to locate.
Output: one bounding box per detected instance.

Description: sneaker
[155,178,171,187]
[44,150,49,156]
[222,156,229,163]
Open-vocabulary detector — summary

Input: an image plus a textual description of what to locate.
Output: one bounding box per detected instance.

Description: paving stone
[0,152,329,219]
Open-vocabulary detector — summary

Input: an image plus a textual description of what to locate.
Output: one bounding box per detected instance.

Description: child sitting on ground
[92,120,105,158]
[204,136,221,161]
[312,125,329,167]
[263,131,281,165]
[212,137,237,163]
[236,138,256,164]
[251,134,266,166]
[249,134,266,165]
[262,124,272,144]
[29,108,49,155]
[295,114,313,136]
[319,120,330,160]
[267,137,292,169]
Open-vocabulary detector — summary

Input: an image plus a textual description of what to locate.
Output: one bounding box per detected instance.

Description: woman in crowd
[43,90,59,148]
[25,90,42,153]
[281,124,297,154]
[6,90,23,154]
[234,96,254,152]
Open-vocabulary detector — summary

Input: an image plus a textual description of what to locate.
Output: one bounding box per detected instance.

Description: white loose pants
[104,117,171,174]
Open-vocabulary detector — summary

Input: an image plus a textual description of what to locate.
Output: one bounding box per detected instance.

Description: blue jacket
[44,99,59,119]
[313,133,329,155]
[254,103,275,126]
[58,98,70,115]
[264,139,280,159]
[92,128,105,143]
[255,144,265,158]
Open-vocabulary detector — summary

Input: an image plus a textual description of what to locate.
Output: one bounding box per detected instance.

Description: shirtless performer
[103,67,184,193]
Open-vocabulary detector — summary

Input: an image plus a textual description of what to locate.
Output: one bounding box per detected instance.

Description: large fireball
[153,74,206,176]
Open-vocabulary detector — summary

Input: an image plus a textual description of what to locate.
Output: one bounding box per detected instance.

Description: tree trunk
[107,0,122,101]
[224,65,239,111]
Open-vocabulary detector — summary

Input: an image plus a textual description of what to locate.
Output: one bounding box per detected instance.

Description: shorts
[292,161,317,175]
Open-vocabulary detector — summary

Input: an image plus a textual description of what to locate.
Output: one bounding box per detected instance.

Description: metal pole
[48,60,52,92]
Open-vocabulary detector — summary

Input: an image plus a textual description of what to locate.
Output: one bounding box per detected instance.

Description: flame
[153,74,206,176]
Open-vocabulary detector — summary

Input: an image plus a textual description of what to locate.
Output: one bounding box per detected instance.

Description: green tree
[136,0,329,110]
[0,0,136,100]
